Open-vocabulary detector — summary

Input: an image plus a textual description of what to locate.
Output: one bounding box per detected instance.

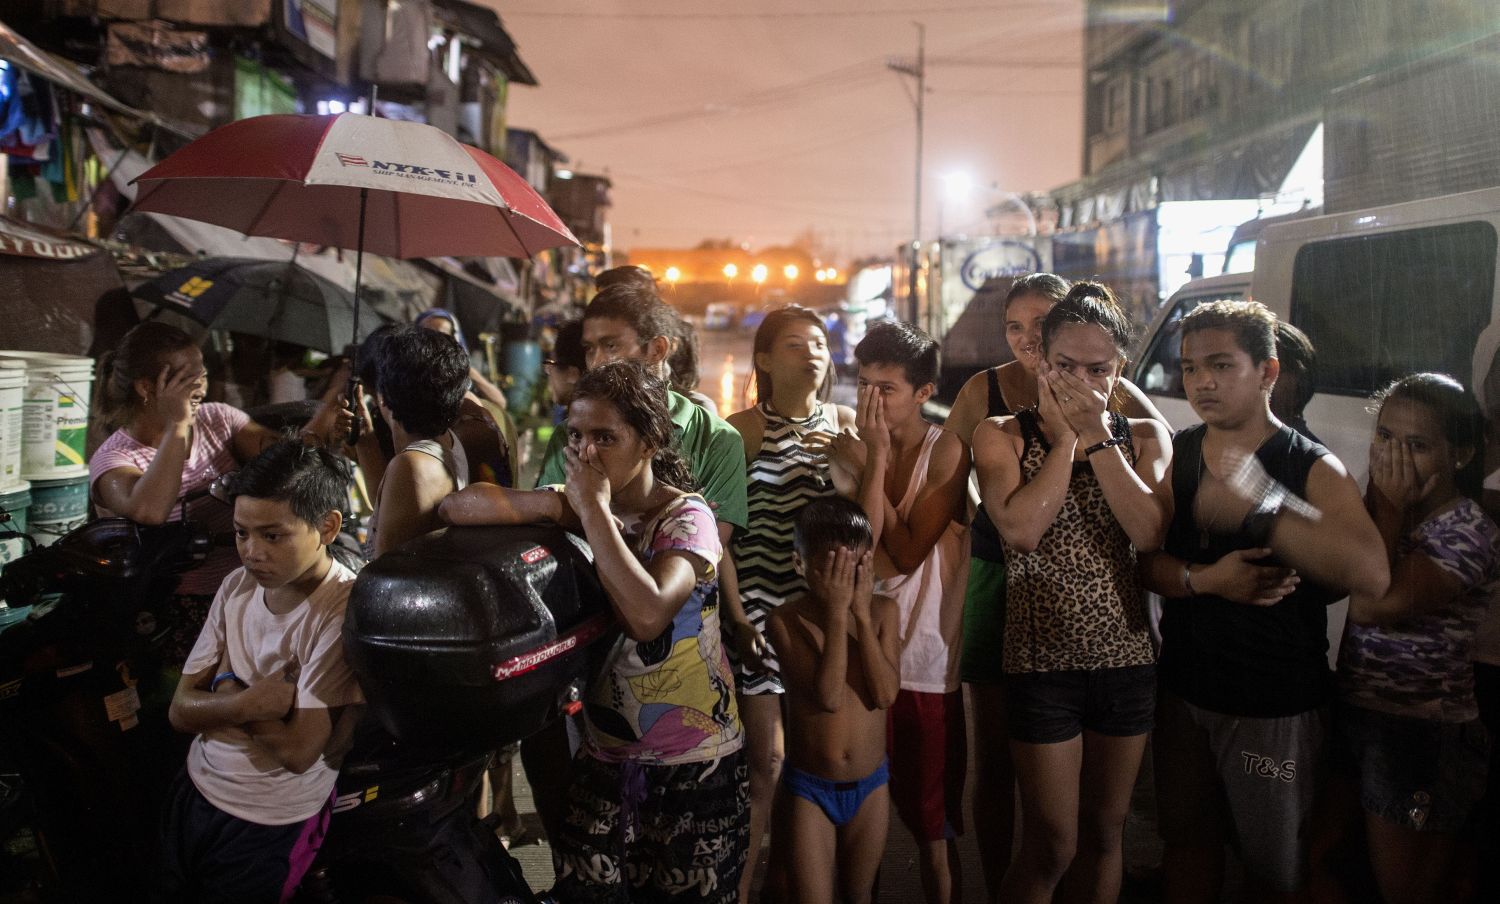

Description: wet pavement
[497,706,1181,903]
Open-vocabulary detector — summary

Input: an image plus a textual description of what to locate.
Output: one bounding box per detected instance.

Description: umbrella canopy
[129,113,578,259]
[133,257,387,354]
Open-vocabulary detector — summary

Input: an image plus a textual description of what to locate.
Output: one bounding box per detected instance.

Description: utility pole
[887,22,925,324]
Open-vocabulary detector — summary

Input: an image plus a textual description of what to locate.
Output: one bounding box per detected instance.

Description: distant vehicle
[704,302,738,331]
[738,304,774,334]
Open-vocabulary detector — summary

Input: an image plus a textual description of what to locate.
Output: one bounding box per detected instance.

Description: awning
[0,17,194,137]
[0,215,99,260]
[431,0,538,85]
[0,220,121,357]
[1052,118,1319,229]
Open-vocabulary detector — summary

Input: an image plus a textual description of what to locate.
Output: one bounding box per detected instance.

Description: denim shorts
[1005,664,1156,744]
[1333,701,1490,833]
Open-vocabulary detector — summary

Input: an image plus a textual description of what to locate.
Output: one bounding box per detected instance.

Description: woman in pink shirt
[89,322,349,664]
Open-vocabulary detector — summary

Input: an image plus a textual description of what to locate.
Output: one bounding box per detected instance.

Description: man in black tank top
[1139,301,1389,902]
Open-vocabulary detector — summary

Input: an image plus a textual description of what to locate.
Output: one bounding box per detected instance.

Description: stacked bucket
[1,352,96,606]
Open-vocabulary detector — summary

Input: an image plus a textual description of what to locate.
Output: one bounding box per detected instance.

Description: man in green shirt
[533,284,748,532]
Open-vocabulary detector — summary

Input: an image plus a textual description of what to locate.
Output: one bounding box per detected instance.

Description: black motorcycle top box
[343,524,611,750]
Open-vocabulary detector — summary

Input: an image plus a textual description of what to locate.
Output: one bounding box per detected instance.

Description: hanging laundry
[0,67,58,162]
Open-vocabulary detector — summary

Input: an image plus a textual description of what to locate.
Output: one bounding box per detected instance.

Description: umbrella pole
[353,187,368,344]
[347,187,369,443]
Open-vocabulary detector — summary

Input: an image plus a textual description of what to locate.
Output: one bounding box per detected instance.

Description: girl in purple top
[89,323,349,664]
[1336,373,1500,903]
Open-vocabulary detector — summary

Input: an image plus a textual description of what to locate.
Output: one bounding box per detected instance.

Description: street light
[751,263,768,286]
[664,266,682,288]
[783,264,799,282]
[723,262,738,281]
[815,269,828,283]
[937,170,974,241]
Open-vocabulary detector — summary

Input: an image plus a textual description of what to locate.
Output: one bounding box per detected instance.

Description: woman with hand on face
[944,274,1165,901]
[89,322,352,664]
[441,360,748,904]
[1330,373,1499,904]
[973,283,1172,904]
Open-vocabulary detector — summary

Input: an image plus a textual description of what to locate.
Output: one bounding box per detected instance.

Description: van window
[1223,240,1255,274]
[1291,222,1497,395]
[1134,291,1246,397]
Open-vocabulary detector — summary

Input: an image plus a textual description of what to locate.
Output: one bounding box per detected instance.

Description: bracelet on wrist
[210,671,239,691]
[1181,564,1198,596]
[1084,436,1124,456]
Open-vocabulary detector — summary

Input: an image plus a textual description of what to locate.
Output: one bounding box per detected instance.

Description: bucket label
[19,369,92,477]
[0,401,20,483]
[0,535,25,565]
[53,394,86,468]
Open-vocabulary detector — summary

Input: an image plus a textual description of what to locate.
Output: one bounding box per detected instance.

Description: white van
[1133,186,1500,485]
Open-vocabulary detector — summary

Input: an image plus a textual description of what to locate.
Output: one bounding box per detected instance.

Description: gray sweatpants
[1154,689,1327,894]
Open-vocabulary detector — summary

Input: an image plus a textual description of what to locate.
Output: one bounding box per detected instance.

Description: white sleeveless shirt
[876,423,970,693]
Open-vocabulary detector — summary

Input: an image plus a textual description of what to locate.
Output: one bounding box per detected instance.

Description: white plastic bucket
[0,479,30,569]
[0,352,94,480]
[25,475,89,548]
[0,360,25,488]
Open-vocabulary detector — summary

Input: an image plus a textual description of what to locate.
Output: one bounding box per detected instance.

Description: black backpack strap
[986,367,1007,417]
[1017,407,1047,459]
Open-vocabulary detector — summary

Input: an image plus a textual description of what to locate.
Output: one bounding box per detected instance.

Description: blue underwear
[782,759,889,827]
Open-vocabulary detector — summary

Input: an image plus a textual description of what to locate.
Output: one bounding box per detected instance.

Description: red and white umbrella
[131,112,578,259]
[130,112,578,436]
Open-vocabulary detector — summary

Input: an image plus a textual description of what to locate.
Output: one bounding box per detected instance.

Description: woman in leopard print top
[972,283,1172,904]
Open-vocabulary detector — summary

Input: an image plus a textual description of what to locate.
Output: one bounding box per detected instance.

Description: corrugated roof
[431,0,538,86]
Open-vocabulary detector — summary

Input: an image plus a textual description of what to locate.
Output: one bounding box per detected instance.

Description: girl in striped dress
[725,305,855,902]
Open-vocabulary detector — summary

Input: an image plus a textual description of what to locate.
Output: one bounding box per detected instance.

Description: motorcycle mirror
[208,471,238,505]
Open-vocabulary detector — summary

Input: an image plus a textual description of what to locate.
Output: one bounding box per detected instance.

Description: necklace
[1196,420,1282,549]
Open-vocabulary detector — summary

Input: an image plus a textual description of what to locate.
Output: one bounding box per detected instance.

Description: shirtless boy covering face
[767,497,902,904]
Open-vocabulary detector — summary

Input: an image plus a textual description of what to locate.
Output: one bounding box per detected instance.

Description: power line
[610,170,905,224]
[548,27,1059,143]
[504,4,1057,21]
[627,89,971,179]
[548,59,888,141]
[926,56,1081,68]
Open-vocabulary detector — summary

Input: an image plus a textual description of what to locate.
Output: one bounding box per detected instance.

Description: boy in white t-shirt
[157,441,362,903]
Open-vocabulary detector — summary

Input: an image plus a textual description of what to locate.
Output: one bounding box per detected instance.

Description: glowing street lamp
[723,262,739,281]
[815,269,828,283]
[783,264,799,282]
[664,266,682,288]
[937,171,974,241]
[826,267,838,281]
[751,263,768,286]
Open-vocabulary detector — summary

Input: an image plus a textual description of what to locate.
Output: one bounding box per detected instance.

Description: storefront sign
[959,240,1043,291]
[0,218,96,260]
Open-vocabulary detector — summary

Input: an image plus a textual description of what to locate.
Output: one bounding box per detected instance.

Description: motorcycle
[0,516,211,899]
[0,505,611,903]
[300,522,611,903]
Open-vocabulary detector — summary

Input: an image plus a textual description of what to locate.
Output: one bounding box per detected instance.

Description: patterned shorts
[550,749,750,904]
[729,601,783,695]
